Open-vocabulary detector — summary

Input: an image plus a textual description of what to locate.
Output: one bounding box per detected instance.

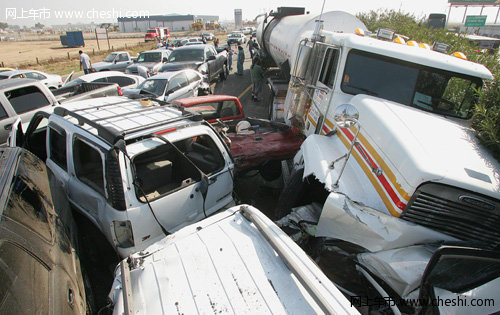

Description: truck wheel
[274,167,305,220]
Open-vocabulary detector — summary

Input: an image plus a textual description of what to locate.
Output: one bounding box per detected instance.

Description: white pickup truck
[108,205,359,314]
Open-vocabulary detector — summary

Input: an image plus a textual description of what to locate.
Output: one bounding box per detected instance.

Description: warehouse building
[118,15,219,32]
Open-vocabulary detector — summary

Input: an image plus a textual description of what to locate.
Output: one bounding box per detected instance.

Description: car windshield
[137,52,161,63]
[147,30,156,33]
[138,79,167,96]
[103,53,117,62]
[341,50,483,119]
[168,49,204,62]
[63,78,85,88]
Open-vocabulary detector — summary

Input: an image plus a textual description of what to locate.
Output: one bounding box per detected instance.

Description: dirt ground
[0,37,148,67]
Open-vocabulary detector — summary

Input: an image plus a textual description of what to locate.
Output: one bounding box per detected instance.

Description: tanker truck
[258,7,500,313]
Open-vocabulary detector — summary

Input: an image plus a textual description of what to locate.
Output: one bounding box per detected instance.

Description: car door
[115,53,132,71]
[185,71,202,97]
[66,133,107,227]
[165,72,190,102]
[205,47,218,81]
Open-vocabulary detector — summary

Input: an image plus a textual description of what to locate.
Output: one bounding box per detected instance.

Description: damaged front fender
[315,192,458,252]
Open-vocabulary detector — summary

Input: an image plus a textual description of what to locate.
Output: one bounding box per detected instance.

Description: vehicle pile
[0,6,498,315]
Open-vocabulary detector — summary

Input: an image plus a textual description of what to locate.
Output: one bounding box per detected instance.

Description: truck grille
[401,183,500,248]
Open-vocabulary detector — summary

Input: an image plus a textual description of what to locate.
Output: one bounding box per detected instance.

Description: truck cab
[260,8,499,311]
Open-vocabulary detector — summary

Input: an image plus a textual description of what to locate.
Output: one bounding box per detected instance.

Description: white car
[63,71,144,89]
[0,70,63,90]
[123,69,210,102]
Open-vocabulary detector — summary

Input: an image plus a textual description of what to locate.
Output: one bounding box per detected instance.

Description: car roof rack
[53,98,202,145]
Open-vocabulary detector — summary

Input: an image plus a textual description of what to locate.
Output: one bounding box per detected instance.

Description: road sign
[464,15,487,27]
[449,0,499,4]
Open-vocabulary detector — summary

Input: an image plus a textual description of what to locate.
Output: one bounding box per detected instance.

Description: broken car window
[133,135,224,202]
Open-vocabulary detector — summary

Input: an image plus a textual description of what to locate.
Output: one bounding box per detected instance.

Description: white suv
[11,96,235,257]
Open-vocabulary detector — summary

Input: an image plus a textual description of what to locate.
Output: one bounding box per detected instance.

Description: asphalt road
[213,44,270,120]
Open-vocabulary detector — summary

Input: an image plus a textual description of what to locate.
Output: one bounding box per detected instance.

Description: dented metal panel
[315,193,458,252]
[110,206,359,314]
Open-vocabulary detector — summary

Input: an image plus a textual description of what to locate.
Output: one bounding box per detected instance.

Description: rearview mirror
[207,55,216,61]
[333,104,359,128]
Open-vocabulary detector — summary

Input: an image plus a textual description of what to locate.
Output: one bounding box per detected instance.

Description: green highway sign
[449,0,499,4]
[464,15,487,27]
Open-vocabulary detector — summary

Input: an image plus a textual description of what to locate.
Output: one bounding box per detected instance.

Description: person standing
[247,37,255,59]
[236,45,245,76]
[79,50,92,74]
[226,47,234,71]
[250,58,264,101]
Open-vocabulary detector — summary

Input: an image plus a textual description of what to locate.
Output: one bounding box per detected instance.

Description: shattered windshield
[137,52,161,63]
[168,49,204,62]
[341,50,483,119]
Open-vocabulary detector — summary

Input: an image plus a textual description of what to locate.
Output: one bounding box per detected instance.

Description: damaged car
[108,205,359,315]
[9,95,235,257]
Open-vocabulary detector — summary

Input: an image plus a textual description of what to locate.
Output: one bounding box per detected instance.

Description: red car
[172,95,245,123]
[175,95,304,172]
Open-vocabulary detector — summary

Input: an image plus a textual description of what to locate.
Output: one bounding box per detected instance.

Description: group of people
[224,37,264,101]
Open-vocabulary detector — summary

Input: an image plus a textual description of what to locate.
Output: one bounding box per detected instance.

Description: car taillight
[155,127,177,135]
[113,220,134,248]
[118,86,123,96]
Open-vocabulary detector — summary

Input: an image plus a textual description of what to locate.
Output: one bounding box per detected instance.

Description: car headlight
[198,64,208,74]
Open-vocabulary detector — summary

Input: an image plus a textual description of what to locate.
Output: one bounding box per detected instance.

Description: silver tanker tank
[256,8,366,72]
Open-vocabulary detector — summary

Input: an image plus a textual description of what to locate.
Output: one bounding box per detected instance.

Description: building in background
[118,14,219,32]
[234,9,243,29]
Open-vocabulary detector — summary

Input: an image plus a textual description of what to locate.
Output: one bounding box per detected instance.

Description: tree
[0,22,8,29]
[35,22,44,29]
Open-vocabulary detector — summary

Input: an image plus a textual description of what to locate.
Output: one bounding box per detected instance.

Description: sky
[1,0,499,26]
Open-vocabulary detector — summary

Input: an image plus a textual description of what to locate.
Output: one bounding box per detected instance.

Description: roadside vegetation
[357,10,499,160]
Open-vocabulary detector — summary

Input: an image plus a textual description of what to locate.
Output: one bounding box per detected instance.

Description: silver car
[92,51,132,72]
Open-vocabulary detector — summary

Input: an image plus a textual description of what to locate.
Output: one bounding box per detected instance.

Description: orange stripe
[348,126,411,202]
[337,130,402,217]
[307,114,317,128]
[324,118,334,129]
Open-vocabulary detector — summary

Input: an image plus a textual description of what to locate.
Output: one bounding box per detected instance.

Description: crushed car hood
[160,61,202,72]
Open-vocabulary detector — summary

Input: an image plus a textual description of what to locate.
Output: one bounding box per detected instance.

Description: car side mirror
[162,57,168,63]
[418,246,500,314]
[114,60,117,64]
[207,55,216,61]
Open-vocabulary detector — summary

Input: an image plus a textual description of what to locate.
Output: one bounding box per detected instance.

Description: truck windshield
[147,30,157,33]
[341,50,482,119]
[103,53,117,62]
[168,49,204,62]
[137,52,161,63]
